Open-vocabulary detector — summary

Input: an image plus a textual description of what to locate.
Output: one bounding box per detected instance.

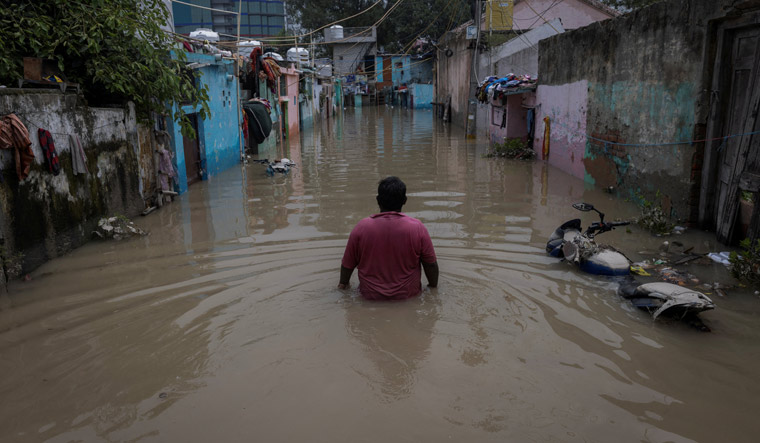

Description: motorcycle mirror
[572,202,595,212]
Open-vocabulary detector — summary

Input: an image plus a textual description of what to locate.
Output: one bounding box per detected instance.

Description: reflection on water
[0,107,759,442]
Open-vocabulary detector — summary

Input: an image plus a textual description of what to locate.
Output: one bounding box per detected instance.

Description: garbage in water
[707,252,731,266]
[253,158,295,175]
[659,267,700,286]
[93,216,146,240]
[630,265,651,276]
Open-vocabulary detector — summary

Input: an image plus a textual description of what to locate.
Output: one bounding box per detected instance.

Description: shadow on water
[0,107,759,442]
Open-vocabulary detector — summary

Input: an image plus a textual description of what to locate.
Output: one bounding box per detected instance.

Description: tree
[379,0,471,53]
[0,0,209,136]
[285,0,385,32]
[285,0,471,54]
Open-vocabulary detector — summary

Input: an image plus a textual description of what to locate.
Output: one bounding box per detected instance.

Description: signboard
[485,0,514,31]
[466,25,477,40]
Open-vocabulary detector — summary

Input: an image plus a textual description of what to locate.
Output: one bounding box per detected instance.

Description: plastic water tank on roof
[329,25,343,39]
[189,28,219,43]
[286,48,309,65]
[263,52,284,61]
[238,40,263,57]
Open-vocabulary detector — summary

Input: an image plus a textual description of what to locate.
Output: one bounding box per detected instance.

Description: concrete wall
[535,0,758,220]
[390,56,411,84]
[280,65,300,139]
[376,55,412,84]
[410,58,434,84]
[490,93,532,145]
[168,52,242,194]
[535,81,588,179]
[333,42,374,77]
[0,90,144,274]
[411,84,433,109]
[512,0,617,31]
[435,35,473,128]
[478,19,565,78]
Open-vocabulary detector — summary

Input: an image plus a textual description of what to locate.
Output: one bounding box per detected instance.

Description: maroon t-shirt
[342,212,437,300]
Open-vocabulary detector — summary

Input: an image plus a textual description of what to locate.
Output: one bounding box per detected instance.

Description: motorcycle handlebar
[608,221,630,227]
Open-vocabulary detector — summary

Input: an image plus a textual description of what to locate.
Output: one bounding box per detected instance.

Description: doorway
[183,113,202,185]
[701,18,760,244]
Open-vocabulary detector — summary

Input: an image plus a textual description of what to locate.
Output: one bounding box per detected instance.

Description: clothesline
[548,116,760,149]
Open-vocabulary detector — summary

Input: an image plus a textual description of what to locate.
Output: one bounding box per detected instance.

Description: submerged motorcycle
[546,203,715,327]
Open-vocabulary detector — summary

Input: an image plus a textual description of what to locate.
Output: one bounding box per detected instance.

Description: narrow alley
[1,107,758,442]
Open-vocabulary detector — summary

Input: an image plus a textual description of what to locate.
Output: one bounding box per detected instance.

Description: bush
[485,138,535,160]
[636,190,674,235]
[730,238,760,286]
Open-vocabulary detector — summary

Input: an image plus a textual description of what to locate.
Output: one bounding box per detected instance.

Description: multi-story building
[172,0,285,39]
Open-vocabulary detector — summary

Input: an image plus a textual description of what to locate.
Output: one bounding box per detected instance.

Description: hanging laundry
[157,148,178,192]
[0,114,35,181]
[69,134,89,175]
[38,128,61,175]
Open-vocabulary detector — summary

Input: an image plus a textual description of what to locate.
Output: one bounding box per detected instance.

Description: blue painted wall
[168,52,242,194]
[390,56,411,85]
[411,84,433,109]
[410,58,434,84]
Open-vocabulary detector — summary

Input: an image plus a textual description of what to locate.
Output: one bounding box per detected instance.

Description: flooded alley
[1,107,759,442]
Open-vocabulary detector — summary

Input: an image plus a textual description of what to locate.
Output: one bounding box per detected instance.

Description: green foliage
[636,190,674,235]
[0,0,209,137]
[741,191,755,202]
[484,138,535,160]
[285,0,471,53]
[729,238,760,286]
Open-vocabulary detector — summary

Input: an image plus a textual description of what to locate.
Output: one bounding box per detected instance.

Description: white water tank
[263,52,284,61]
[189,28,219,42]
[287,47,309,65]
[238,40,262,57]
[328,25,343,40]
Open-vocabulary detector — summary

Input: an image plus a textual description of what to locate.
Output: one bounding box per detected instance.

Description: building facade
[172,0,285,39]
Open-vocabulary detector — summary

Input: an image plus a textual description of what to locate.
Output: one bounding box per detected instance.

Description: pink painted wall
[279,65,300,137]
[489,94,530,144]
[535,80,589,180]
[513,0,616,31]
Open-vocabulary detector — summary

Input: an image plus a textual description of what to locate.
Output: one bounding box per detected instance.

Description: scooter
[253,158,295,176]
[546,203,715,328]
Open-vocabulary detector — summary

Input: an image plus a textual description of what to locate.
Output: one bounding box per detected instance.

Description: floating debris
[93,216,146,240]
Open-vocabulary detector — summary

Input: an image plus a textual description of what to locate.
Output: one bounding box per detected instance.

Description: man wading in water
[338,176,439,299]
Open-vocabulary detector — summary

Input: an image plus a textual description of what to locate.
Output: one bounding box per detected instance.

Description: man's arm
[338,265,354,289]
[422,261,439,288]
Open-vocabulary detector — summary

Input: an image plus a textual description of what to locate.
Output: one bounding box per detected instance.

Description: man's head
[377,176,407,212]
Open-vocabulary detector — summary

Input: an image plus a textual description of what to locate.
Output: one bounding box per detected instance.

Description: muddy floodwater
[1,108,759,442]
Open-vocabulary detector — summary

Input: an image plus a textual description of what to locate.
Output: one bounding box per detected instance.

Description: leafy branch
[0,0,209,137]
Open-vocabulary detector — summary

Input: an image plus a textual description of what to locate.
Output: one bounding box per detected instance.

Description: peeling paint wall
[0,89,143,273]
[411,84,433,109]
[491,93,532,145]
[435,36,473,128]
[168,52,242,194]
[280,65,300,139]
[535,0,740,219]
[535,81,588,180]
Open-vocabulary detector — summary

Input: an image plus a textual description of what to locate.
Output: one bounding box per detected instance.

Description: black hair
[377,176,407,212]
